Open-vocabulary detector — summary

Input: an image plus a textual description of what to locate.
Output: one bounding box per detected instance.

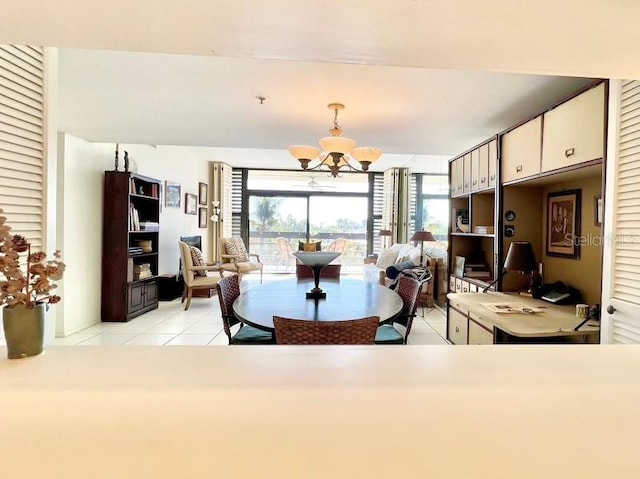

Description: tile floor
[5,273,449,346]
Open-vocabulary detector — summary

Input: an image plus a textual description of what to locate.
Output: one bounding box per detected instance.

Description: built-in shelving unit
[446,80,607,345]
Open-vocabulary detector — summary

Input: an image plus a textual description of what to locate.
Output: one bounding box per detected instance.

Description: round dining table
[232,278,403,332]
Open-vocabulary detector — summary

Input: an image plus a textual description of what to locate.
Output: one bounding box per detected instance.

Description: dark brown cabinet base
[126,279,158,321]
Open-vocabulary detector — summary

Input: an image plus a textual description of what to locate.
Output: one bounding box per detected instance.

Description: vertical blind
[611,80,640,343]
[0,45,44,250]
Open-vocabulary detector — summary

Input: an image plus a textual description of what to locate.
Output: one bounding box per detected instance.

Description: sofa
[363,242,439,307]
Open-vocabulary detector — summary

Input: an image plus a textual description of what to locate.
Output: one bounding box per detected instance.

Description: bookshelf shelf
[102,171,160,322]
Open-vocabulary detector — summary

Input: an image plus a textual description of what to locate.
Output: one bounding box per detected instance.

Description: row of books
[130,178,159,198]
[139,221,159,231]
[133,263,153,280]
[464,262,492,279]
[129,204,141,231]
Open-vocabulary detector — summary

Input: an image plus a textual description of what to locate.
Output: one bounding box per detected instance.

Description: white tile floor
[10,273,450,346]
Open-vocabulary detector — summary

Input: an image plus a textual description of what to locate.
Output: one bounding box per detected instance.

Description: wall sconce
[210,201,221,223]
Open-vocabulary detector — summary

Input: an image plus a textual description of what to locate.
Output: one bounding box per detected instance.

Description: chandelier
[288,103,382,178]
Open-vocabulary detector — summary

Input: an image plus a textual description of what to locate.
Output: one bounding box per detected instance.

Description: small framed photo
[454,256,466,277]
[198,207,208,228]
[185,193,197,215]
[546,189,581,259]
[198,182,208,205]
[595,196,603,226]
[165,181,181,208]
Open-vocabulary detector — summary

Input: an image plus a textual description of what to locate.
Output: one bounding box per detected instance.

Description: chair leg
[181,285,187,303]
[184,288,193,311]
[260,267,263,284]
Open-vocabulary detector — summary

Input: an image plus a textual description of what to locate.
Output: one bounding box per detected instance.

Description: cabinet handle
[516,165,523,173]
[565,147,575,158]
[481,177,486,183]
[455,327,460,333]
[472,180,477,185]
[464,183,469,188]
[607,305,616,314]
[463,288,468,292]
[456,284,461,290]
[490,174,495,180]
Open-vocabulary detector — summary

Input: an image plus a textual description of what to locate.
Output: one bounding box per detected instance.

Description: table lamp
[410,231,436,267]
[482,241,538,293]
[504,241,538,296]
[378,229,392,250]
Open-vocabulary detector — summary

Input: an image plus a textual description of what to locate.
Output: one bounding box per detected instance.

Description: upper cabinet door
[541,83,606,173]
[501,116,542,184]
[470,149,480,191]
[450,157,464,197]
[478,143,489,190]
[462,153,472,194]
[488,139,497,187]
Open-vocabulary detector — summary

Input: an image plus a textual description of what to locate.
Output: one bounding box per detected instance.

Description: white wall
[57,136,210,336]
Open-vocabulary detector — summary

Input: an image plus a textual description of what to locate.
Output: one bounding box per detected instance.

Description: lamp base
[306,290,327,300]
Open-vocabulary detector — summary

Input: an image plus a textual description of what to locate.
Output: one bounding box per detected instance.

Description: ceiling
[5,0,633,172]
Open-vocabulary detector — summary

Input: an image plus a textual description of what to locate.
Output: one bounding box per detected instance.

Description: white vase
[2,303,46,359]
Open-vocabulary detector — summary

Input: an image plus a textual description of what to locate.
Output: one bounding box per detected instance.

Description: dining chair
[216,274,275,345]
[275,237,296,271]
[273,316,379,345]
[219,237,263,283]
[178,241,223,311]
[375,275,422,345]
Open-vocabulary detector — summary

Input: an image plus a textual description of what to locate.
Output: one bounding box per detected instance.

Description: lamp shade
[351,147,382,163]
[378,229,392,237]
[319,136,355,155]
[504,241,537,273]
[288,145,321,160]
[410,231,436,242]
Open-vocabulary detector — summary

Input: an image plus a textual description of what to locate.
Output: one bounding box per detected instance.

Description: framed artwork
[165,181,181,208]
[198,182,208,205]
[198,207,208,228]
[595,196,603,226]
[546,189,581,259]
[185,193,197,215]
[454,256,466,277]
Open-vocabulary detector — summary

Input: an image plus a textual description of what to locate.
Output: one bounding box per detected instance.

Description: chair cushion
[189,246,207,276]
[231,325,275,344]
[375,324,404,344]
[223,238,249,262]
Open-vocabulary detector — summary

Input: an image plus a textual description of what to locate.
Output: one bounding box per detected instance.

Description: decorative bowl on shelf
[456,216,470,233]
[293,251,340,299]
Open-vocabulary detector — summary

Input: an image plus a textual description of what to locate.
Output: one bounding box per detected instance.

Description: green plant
[0,208,65,307]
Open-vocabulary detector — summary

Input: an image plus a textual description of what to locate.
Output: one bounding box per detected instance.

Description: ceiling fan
[293,177,337,191]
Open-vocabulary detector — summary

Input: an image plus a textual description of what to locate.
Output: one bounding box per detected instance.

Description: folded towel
[385,261,416,280]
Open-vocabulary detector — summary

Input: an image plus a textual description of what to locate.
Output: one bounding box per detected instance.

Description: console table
[447,292,600,344]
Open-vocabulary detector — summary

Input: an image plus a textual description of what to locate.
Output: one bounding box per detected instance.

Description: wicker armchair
[216,274,275,345]
[375,275,422,344]
[273,316,379,345]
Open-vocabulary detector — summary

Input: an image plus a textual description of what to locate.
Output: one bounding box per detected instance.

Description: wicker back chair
[273,316,380,345]
[216,274,274,345]
[375,275,422,345]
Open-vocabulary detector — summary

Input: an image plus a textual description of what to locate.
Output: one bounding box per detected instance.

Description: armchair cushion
[222,238,249,262]
[189,246,207,277]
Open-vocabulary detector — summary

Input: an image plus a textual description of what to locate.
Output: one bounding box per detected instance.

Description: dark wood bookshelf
[101,171,160,322]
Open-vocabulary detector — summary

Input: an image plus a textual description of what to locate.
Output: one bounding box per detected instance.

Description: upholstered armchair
[178,241,223,311]
[219,237,263,283]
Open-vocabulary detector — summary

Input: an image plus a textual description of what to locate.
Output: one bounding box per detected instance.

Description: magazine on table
[480,303,546,314]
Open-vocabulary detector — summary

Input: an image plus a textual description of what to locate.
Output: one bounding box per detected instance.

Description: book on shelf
[139,221,159,231]
[129,203,140,231]
[464,270,492,279]
[474,226,495,235]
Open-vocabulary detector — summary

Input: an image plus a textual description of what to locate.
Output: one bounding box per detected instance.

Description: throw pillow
[189,246,207,277]
[223,238,249,262]
[376,249,399,269]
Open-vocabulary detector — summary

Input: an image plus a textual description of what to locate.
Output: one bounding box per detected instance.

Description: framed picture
[185,193,197,215]
[546,189,581,259]
[454,255,466,277]
[198,182,208,205]
[595,196,603,226]
[198,207,208,228]
[165,181,181,208]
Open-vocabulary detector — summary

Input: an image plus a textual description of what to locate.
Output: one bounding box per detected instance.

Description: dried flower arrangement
[0,208,65,307]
